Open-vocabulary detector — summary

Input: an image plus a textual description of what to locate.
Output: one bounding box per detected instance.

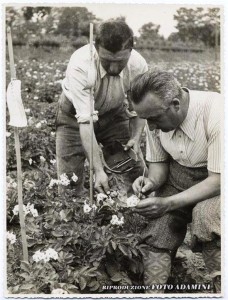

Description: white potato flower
[40,155,46,162]
[71,173,78,182]
[59,173,70,186]
[83,201,92,214]
[126,195,140,208]
[51,288,68,294]
[7,231,16,244]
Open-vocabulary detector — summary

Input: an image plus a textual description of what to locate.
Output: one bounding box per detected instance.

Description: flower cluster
[32,248,58,263]
[110,215,124,226]
[50,159,56,165]
[28,158,33,165]
[83,200,97,214]
[49,173,78,188]
[40,155,46,163]
[96,192,108,205]
[13,202,38,217]
[51,288,68,294]
[6,176,17,189]
[7,231,16,244]
[24,108,31,114]
[35,119,47,129]
[96,191,118,206]
[126,195,140,208]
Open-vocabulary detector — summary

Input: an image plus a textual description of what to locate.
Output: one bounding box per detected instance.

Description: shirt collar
[168,88,198,141]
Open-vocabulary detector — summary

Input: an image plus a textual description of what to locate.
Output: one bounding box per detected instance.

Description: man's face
[97,46,131,76]
[133,92,180,132]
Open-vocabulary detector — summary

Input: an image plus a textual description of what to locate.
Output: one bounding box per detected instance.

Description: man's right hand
[132,176,154,197]
[94,170,110,194]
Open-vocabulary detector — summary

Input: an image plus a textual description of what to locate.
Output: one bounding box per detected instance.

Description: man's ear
[171,98,180,112]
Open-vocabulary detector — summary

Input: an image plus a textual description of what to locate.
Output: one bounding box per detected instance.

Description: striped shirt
[62,44,148,123]
[146,89,222,173]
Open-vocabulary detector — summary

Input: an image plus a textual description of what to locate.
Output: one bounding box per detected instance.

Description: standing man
[130,70,221,293]
[56,21,147,196]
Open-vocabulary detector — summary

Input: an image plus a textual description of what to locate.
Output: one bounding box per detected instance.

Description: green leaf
[52,230,64,237]
[111,272,123,282]
[78,276,87,290]
[90,282,100,291]
[111,240,117,250]
[19,272,30,280]
[20,283,36,290]
[60,209,67,221]
[88,280,97,287]
[131,248,138,257]
[118,244,128,256]
[65,284,80,294]
[20,261,30,273]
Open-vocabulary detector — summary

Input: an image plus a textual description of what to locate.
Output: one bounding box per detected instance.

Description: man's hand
[124,138,140,157]
[132,176,155,197]
[132,197,172,218]
[94,170,110,194]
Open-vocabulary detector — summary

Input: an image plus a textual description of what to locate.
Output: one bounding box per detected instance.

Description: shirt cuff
[76,111,99,124]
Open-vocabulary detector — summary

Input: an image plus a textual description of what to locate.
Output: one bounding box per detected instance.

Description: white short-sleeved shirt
[61,44,148,123]
[146,89,222,173]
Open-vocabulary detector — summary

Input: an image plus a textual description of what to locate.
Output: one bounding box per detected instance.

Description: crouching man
[130,70,221,293]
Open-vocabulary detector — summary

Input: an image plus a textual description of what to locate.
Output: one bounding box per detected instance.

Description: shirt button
[179,135,181,138]
[180,151,183,153]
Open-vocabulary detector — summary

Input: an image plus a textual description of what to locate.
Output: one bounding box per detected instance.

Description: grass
[10,45,220,66]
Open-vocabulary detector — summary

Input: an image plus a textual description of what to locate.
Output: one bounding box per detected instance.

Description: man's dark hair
[130,70,182,105]
[95,20,134,53]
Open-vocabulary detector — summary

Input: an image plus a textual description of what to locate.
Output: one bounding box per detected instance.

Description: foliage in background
[6,6,220,50]
[174,7,220,47]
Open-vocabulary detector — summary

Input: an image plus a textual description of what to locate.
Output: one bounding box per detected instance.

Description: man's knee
[140,212,188,252]
[191,196,220,243]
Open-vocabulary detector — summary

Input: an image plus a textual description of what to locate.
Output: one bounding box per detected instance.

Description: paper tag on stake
[7,80,27,127]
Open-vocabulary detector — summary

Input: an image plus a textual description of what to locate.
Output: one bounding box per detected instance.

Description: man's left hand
[132,197,172,218]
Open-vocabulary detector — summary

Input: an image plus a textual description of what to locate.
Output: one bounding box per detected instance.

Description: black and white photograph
[3,1,225,297]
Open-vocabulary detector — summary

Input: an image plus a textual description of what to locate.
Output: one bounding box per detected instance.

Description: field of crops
[6,46,221,295]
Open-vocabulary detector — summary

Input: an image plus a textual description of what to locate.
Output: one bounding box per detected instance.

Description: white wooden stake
[7,27,28,262]
[89,23,94,205]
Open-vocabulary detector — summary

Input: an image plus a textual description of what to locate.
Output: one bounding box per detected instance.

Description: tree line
[6,6,220,49]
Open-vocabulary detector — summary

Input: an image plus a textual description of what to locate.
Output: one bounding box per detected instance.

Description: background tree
[174,7,220,47]
[22,7,51,21]
[55,7,99,38]
[138,22,163,40]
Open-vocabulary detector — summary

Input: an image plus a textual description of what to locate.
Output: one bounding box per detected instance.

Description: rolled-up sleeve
[146,126,169,162]
[62,61,98,124]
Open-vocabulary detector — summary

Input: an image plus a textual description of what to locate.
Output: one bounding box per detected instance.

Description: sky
[76,3,218,38]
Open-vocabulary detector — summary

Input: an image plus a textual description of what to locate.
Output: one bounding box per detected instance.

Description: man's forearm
[168,173,220,210]
[148,162,169,191]
[79,123,103,173]
[129,117,146,140]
